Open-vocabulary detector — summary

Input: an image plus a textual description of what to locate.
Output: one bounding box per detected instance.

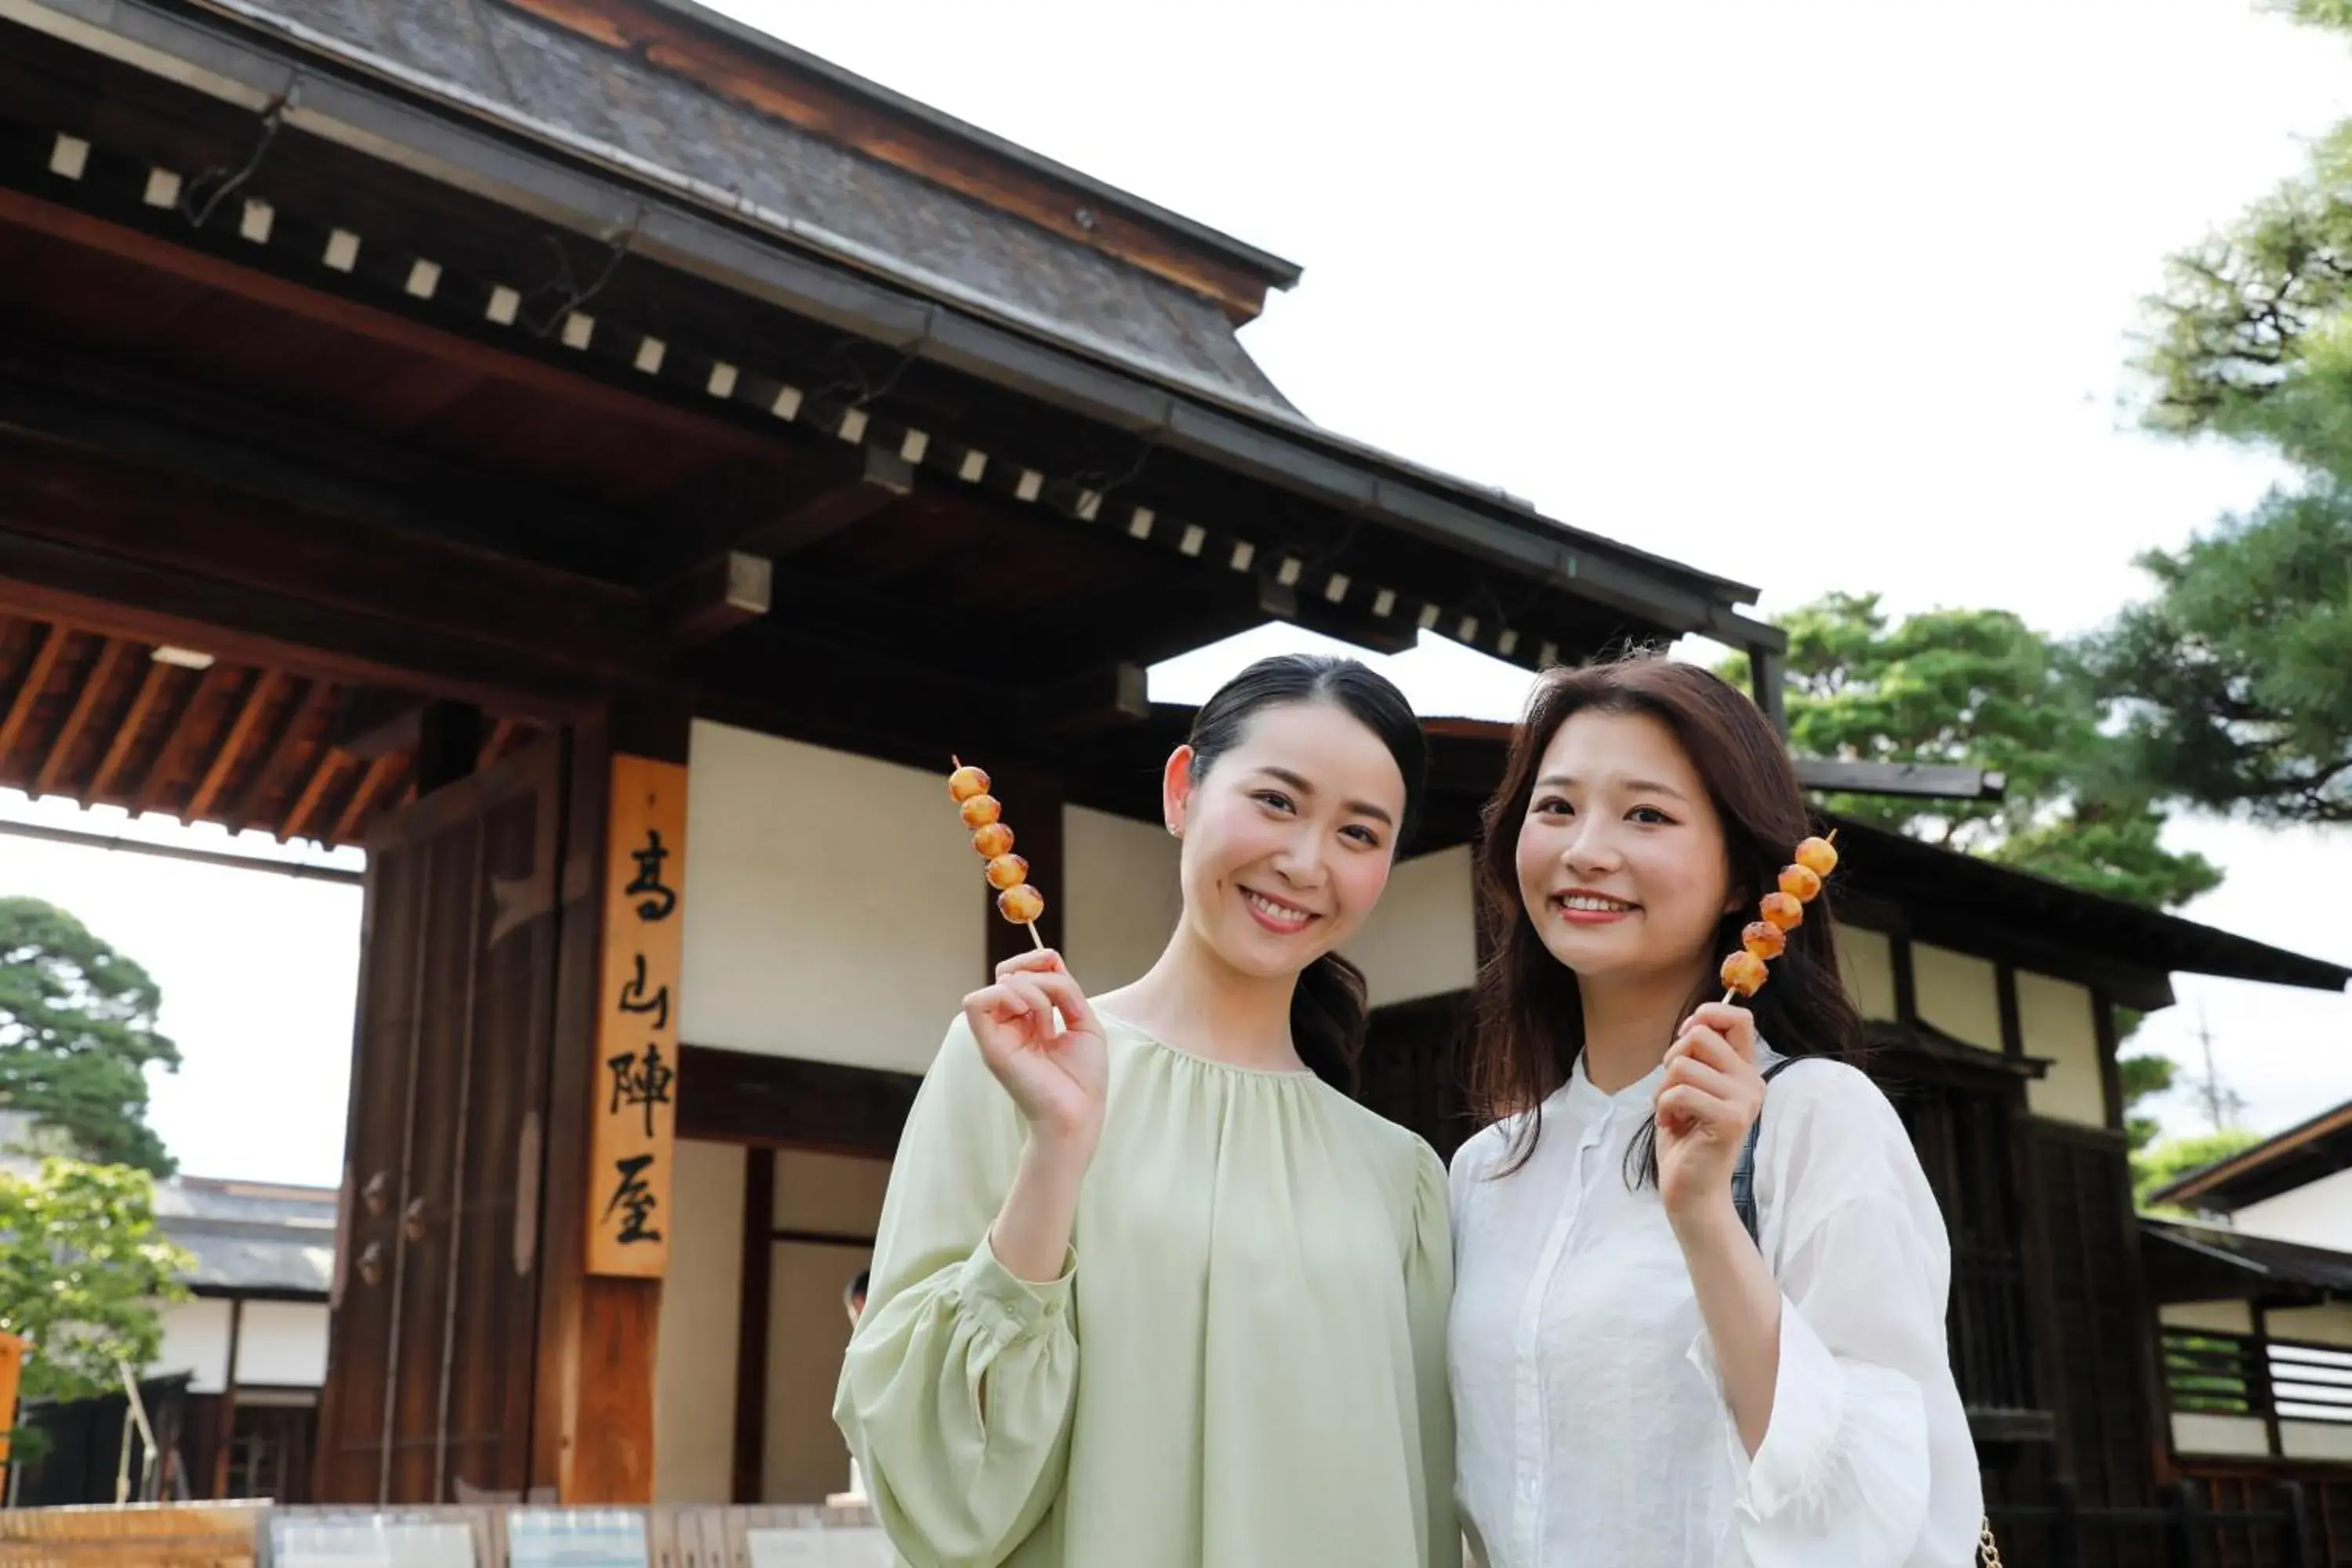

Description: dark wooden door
[314,737,567,1503]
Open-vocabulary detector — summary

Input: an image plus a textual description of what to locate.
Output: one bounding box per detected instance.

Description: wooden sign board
[0,1328,24,1465]
[586,756,687,1279]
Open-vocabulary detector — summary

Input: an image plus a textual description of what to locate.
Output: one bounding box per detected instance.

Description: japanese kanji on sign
[587,754,687,1278]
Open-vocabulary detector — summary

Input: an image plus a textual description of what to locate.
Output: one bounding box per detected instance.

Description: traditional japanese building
[0,0,2346,1559]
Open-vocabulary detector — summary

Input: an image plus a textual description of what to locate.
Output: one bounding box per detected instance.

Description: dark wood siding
[314,737,564,1503]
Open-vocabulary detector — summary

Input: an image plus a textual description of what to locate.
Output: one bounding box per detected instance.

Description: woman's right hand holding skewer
[965,949,1106,1282]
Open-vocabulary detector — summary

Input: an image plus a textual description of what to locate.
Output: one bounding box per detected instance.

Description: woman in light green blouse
[834,654,1457,1568]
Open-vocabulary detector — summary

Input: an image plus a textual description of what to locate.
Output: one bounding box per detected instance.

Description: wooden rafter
[187,670,283,822]
[87,655,173,800]
[34,637,124,798]
[330,752,401,846]
[0,622,67,767]
[132,662,223,818]
[281,746,349,844]
[226,679,330,834]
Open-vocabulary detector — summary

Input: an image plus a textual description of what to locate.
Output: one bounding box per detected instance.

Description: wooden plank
[0,186,782,461]
[0,621,67,774]
[586,754,688,1278]
[732,1145,775,1505]
[186,670,283,823]
[34,635,125,798]
[568,1274,660,1503]
[87,655,172,800]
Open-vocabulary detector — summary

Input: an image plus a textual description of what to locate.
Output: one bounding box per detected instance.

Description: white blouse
[1447,1044,1983,1568]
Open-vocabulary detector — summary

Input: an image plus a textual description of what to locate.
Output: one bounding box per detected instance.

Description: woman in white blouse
[1447,656,1983,1567]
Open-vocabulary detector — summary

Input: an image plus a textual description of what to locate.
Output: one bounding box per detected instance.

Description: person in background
[845,1268,869,1326]
[1447,655,1981,1567]
[835,654,1457,1568]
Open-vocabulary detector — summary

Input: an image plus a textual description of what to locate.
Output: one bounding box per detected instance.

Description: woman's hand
[963,949,1108,1163]
[1653,1000,1768,1235]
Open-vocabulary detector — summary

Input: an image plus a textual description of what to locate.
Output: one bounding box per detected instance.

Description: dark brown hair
[1185,653,1428,1093]
[1469,654,1864,1178]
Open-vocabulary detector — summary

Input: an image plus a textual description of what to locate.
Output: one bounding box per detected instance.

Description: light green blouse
[833,1010,1457,1568]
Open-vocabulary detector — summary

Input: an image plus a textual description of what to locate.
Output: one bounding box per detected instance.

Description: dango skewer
[949,757,1046,950]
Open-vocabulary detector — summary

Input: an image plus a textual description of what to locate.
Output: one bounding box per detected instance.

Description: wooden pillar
[532,695,688,1504]
[732,1146,775,1504]
[1748,644,1788,738]
[211,1297,245,1499]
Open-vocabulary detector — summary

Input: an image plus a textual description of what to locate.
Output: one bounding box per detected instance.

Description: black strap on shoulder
[1731,1057,1803,1247]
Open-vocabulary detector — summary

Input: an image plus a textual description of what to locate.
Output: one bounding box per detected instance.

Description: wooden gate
[313,736,568,1504]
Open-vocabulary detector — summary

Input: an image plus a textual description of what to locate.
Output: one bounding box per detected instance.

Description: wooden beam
[280,747,348,844]
[34,636,124,799]
[132,663,223,818]
[87,655,172,801]
[647,444,914,583]
[1023,662,1151,740]
[1750,643,1788,738]
[329,753,401,848]
[1996,962,2025,1059]
[675,1046,918,1156]
[226,679,334,836]
[731,1145,775,1505]
[0,355,637,583]
[0,523,604,723]
[187,670,283,823]
[0,622,67,773]
[329,693,425,762]
[0,187,780,463]
[657,550,771,649]
[1792,758,2005,802]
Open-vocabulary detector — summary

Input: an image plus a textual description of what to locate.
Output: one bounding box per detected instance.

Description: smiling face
[1515,707,1736,993]
[1164,699,1408,982]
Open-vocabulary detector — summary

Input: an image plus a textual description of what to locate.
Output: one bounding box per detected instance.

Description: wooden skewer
[955,757,1047,952]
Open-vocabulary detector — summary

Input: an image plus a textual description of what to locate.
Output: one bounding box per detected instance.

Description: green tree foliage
[0,1158,188,1409]
[2114,5,2352,823]
[1726,593,2222,909]
[0,898,180,1175]
[2134,1128,2266,1213]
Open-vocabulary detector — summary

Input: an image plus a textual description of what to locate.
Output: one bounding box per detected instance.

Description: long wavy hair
[1469,655,1864,1179]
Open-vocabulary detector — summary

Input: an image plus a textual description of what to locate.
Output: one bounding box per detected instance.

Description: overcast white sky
[4,1,2350,1182]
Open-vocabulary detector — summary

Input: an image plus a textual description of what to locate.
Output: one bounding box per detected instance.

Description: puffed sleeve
[1404,1138,1462,1568]
[832,1017,1080,1568]
[1686,1063,1973,1566]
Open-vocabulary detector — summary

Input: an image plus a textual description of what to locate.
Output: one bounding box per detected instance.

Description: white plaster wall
[2267,1300,2352,1348]
[2018,970,2107,1128]
[679,722,985,1075]
[2281,1421,2352,1461]
[766,1152,888,1505]
[1060,806,1180,993]
[2161,1301,2256,1335]
[233,1301,328,1388]
[1343,846,1477,1010]
[1835,924,1898,1023]
[654,1138,746,1505]
[2237,1169,2352,1254]
[153,1298,232,1393]
[2172,1413,2271,1457]
[1912,942,2002,1053]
